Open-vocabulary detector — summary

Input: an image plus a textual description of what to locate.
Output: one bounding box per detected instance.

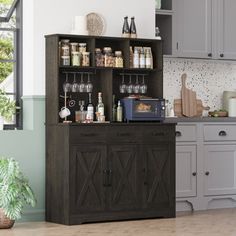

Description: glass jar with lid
[72,51,82,66]
[79,43,87,53]
[115,51,124,68]
[103,47,114,67]
[82,52,90,66]
[60,39,70,57]
[70,42,79,54]
[95,48,104,67]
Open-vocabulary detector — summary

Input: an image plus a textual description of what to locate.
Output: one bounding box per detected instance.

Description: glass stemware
[71,72,79,92]
[133,74,140,94]
[119,74,126,93]
[85,73,93,93]
[140,75,147,94]
[78,73,85,93]
[63,72,71,93]
[127,74,134,94]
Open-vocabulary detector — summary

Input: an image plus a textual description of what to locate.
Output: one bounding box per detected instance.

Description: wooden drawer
[176,125,197,142]
[142,126,174,143]
[107,126,141,143]
[70,126,106,143]
[204,124,236,141]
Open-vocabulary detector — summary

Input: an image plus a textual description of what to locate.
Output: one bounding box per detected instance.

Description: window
[0,0,22,129]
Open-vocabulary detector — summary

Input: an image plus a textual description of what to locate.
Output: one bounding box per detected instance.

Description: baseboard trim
[19,209,45,222]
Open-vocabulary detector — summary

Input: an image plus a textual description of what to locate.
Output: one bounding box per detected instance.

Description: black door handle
[175,131,182,137]
[219,131,227,136]
[192,172,197,176]
[220,53,224,58]
[208,53,212,57]
[205,171,210,176]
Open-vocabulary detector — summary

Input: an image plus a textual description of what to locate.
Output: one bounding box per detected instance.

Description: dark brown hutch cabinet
[45,34,176,225]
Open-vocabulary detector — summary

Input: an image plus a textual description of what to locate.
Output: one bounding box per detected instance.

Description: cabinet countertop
[164,117,236,123]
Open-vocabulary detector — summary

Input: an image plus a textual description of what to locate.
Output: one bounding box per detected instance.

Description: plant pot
[0,208,15,229]
[0,116,3,130]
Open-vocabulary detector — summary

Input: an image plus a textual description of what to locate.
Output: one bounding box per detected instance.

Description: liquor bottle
[86,93,94,121]
[116,100,123,122]
[130,46,133,68]
[130,17,137,38]
[112,95,117,122]
[122,16,130,38]
[97,92,104,116]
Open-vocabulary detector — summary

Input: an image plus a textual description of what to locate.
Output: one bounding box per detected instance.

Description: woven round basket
[0,208,15,229]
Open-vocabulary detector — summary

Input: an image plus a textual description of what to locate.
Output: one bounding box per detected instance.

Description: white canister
[228,97,236,117]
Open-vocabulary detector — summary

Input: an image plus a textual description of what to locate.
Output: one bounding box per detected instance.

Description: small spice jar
[115,51,124,68]
[82,52,90,66]
[71,51,82,66]
[79,43,87,53]
[95,48,104,67]
[103,47,114,67]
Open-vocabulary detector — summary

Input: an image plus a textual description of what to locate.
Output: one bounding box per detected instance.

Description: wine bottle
[122,16,130,38]
[97,92,104,116]
[112,95,117,122]
[86,93,94,121]
[130,17,137,38]
[116,100,123,122]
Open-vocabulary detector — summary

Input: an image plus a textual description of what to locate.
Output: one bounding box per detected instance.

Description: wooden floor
[2,209,236,236]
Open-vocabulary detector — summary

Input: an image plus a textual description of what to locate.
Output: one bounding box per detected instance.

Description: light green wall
[0,96,45,222]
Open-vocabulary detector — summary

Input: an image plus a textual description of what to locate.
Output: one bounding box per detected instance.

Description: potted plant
[0,157,36,229]
[0,89,17,130]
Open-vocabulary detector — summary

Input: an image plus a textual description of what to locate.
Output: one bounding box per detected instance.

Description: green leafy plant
[0,157,36,220]
[0,89,16,121]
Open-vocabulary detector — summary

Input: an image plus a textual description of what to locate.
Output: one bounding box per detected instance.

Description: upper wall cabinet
[174,0,236,60]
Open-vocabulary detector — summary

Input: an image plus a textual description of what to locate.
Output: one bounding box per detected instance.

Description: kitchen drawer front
[70,126,106,144]
[107,126,141,143]
[204,124,236,141]
[142,126,174,143]
[175,125,197,142]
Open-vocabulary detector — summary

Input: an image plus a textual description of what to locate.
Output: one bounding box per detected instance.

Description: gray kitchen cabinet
[217,0,236,60]
[174,0,236,59]
[204,144,236,196]
[176,145,197,198]
[175,0,212,58]
[175,122,236,212]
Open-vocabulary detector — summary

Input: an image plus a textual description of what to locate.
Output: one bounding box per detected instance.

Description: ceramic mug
[59,107,71,119]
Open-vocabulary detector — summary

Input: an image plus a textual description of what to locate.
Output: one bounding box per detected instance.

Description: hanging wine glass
[63,72,71,93]
[140,75,147,94]
[71,72,79,92]
[133,74,140,94]
[127,74,134,94]
[85,72,93,93]
[119,74,126,93]
[78,73,85,92]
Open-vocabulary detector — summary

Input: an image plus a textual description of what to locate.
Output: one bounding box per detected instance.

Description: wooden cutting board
[181,74,197,117]
[174,99,209,117]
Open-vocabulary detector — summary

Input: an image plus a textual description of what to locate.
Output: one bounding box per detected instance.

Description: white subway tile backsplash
[163,58,236,110]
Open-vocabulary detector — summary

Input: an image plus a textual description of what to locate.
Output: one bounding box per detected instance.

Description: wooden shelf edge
[155,9,173,15]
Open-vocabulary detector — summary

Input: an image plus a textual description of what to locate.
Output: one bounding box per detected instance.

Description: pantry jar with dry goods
[95,48,104,67]
[72,51,82,66]
[115,51,124,68]
[70,42,79,54]
[61,39,70,56]
[104,47,114,67]
[79,43,87,53]
[82,52,90,66]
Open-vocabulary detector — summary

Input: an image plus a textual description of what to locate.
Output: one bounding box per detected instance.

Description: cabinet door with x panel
[107,145,140,211]
[142,144,174,212]
[70,145,107,215]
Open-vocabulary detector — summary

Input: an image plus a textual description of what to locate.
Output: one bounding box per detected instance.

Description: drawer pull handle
[220,53,224,58]
[205,171,210,176]
[152,132,164,136]
[219,131,227,136]
[80,133,96,137]
[192,172,197,176]
[208,53,212,57]
[175,131,182,137]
